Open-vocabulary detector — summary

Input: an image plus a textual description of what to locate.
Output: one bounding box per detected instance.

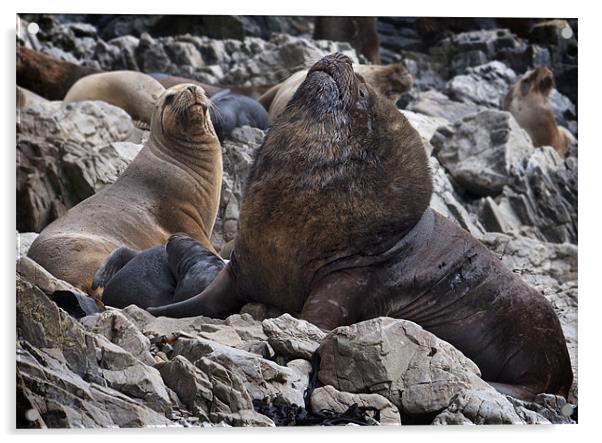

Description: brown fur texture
[27,84,223,295]
[259,63,412,120]
[64,71,166,125]
[17,46,101,100]
[313,17,381,64]
[503,66,570,157]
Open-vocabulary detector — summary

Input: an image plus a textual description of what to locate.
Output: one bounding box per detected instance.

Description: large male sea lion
[148,54,573,401]
[28,83,222,294]
[502,66,572,158]
[259,63,412,120]
[64,71,166,126]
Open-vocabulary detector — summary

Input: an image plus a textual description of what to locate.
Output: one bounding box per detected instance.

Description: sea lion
[209,90,271,141]
[64,71,166,127]
[313,17,381,64]
[502,66,571,158]
[92,233,225,309]
[148,53,573,401]
[17,86,49,109]
[17,46,101,100]
[259,63,412,120]
[28,83,222,295]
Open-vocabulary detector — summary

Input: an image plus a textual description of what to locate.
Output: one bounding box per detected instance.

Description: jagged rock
[506,394,574,424]
[432,109,534,197]
[400,110,451,153]
[171,337,306,407]
[446,61,516,107]
[211,127,264,252]
[310,385,401,426]
[80,309,155,365]
[17,99,143,232]
[262,314,326,360]
[406,89,484,123]
[432,388,525,425]
[16,274,176,426]
[318,317,517,420]
[429,157,484,238]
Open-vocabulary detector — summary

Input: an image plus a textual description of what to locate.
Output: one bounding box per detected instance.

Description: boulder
[406,89,484,123]
[262,314,326,360]
[446,61,516,108]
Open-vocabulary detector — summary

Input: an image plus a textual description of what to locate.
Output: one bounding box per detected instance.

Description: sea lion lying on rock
[148,53,573,401]
[28,83,223,295]
[259,62,412,120]
[502,66,572,158]
[92,233,225,309]
[64,71,166,127]
[209,90,271,141]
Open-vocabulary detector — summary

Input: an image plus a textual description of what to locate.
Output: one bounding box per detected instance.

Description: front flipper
[146,262,245,318]
[300,268,373,331]
[92,246,138,290]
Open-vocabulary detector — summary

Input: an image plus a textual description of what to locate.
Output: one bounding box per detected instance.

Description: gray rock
[17,99,142,232]
[506,394,574,424]
[262,314,325,360]
[311,385,401,426]
[399,110,451,153]
[407,89,484,123]
[446,61,516,108]
[318,317,510,417]
[432,110,534,196]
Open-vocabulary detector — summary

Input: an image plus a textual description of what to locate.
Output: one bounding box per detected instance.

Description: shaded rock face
[17,99,144,233]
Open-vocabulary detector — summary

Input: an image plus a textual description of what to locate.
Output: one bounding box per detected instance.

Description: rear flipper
[92,246,138,290]
[146,262,244,318]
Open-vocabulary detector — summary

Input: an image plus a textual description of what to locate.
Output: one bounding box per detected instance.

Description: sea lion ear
[520,79,530,96]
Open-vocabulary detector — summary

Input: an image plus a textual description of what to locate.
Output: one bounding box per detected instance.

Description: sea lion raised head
[503,65,570,157]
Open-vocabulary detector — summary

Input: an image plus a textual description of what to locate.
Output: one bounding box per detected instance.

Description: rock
[310,385,401,426]
[17,99,142,232]
[432,388,525,425]
[429,157,484,238]
[211,127,264,251]
[171,337,306,407]
[16,231,38,258]
[318,317,513,419]
[399,110,451,153]
[406,89,484,123]
[16,274,177,426]
[506,394,574,424]
[262,314,326,360]
[446,61,516,108]
[432,110,534,196]
[80,309,155,366]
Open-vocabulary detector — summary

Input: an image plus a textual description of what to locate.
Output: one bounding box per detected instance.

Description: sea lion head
[151,83,216,144]
[359,63,413,102]
[516,65,554,98]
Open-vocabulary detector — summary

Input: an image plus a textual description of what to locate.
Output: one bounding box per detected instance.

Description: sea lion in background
[28,83,223,295]
[259,63,412,120]
[92,233,225,309]
[64,71,166,127]
[209,90,271,141]
[17,46,102,100]
[148,53,572,401]
[148,72,273,100]
[17,86,49,109]
[503,66,571,158]
[313,17,381,64]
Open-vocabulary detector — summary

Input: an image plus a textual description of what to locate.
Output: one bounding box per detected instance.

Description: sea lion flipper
[92,246,138,290]
[146,262,244,318]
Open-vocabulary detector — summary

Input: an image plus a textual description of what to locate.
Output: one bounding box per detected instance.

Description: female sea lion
[258,63,412,120]
[502,66,571,158]
[148,54,572,401]
[92,233,225,309]
[64,71,166,126]
[28,83,222,295]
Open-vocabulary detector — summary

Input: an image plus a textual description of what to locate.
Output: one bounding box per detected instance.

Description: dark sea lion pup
[209,90,271,141]
[28,83,223,295]
[92,233,225,309]
[148,53,572,401]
